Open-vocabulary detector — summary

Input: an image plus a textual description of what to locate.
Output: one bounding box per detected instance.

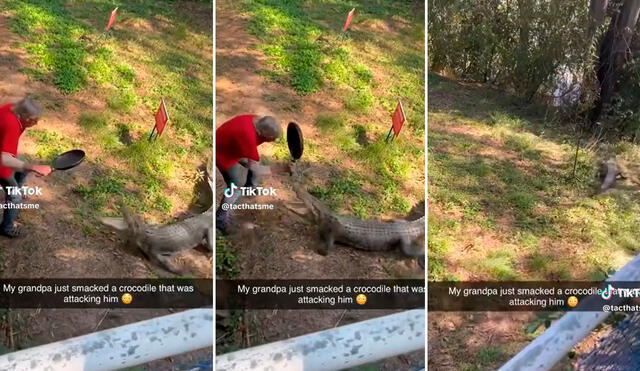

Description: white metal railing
[500,253,640,370]
[216,309,425,371]
[0,308,213,371]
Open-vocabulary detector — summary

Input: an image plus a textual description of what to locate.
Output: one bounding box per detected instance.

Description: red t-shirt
[216,115,265,171]
[0,104,24,179]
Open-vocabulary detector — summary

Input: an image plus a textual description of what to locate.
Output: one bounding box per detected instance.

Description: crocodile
[598,158,624,191]
[100,157,214,274]
[101,207,213,274]
[292,183,425,257]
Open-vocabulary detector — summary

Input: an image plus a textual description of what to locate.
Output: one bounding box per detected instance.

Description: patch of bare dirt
[215,0,424,369]
[0,10,211,369]
[428,312,532,370]
[429,311,613,371]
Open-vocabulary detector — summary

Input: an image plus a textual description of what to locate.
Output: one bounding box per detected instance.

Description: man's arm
[247,159,271,175]
[238,159,267,172]
[1,152,51,176]
[1,152,26,171]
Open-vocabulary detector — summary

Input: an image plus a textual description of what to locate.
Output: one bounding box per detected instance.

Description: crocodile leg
[317,223,334,256]
[399,236,425,269]
[150,252,183,275]
[399,235,425,257]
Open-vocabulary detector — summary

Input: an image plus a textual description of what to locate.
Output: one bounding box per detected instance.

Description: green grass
[487,111,527,130]
[6,0,212,221]
[458,346,509,371]
[480,249,518,280]
[320,133,417,217]
[344,86,374,113]
[429,74,640,281]
[73,169,135,213]
[78,112,110,130]
[428,214,458,281]
[7,1,87,93]
[5,1,138,96]
[316,113,346,132]
[73,168,172,216]
[216,235,239,279]
[241,0,424,220]
[107,88,136,113]
[310,175,370,216]
[315,113,359,152]
[243,0,352,95]
[528,250,549,272]
[28,128,79,161]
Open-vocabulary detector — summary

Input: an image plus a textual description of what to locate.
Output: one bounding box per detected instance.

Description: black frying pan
[287,122,304,161]
[52,149,85,171]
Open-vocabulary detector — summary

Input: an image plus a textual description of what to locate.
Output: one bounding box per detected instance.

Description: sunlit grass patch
[504,133,541,160]
[487,111,527,130]
[77,112,125,152]
[358,137,413,181]
[6,1,139,94]
[310,175,361,208]
[78,112,110,130]
[564,194,640,254]
[428,214,458,281]
[73,167,172,217]
[479,249,519,280]
[120,139,175,179]
[527,250,549,272]
[430,74,640,281]
[316,113,346,132]
[244,1,325,95]
[7,0,89,93]
[73,169,136,213]
[459,345,511,371]
[216,234,239,279]
[271,135,291,162]
[315,113,359,152]
[477,346,506,365]
[107,87,136,113]
[344,86,374,113]
[28,128,79,161]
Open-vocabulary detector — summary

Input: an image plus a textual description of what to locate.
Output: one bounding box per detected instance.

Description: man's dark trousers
[0,171,26,232]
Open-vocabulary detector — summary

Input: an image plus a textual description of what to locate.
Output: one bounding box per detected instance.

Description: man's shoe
[0,226,21,238]
[216,209,229,234]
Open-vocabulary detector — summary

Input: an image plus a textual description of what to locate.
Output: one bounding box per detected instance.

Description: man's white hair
[255,116,282,140]
[13,97,41,119]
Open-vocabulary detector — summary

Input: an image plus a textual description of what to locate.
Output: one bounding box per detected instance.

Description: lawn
[428,73,640,282]
[241,0,425,218]
[2,0,212,221]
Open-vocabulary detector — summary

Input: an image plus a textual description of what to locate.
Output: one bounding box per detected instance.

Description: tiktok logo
[224,183,238,198]
[601,284,613,300]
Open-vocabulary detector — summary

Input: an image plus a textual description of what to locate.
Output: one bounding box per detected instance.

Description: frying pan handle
[25,164,54,177]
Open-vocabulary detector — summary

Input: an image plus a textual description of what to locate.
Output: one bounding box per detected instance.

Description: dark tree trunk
[591,0,640,123]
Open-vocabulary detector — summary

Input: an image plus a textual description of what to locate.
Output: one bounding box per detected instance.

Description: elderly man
[0,97,51,238]
[215,115,282,231]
